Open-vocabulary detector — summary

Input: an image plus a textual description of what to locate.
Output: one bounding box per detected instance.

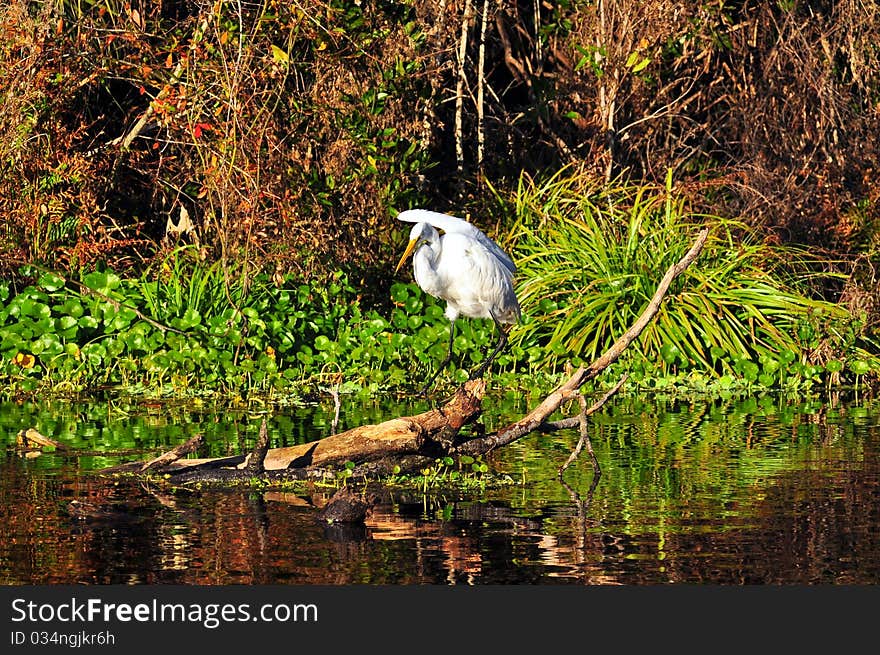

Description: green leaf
[124,331,147,351]
[82,270,121,295]
[178,308,202,330]
[32,333,63,357]
[824,360,843,374]
[145,352,170,371]
[270,44,289,64]
[660,343,681,365]
[59,299,84,319]
[38,272,65,292]
[78,315,100,330]
[106,337,125,357]
[631,56,651,73]
[81,342,107,365]
[108,307,138,331]
[759,354,780,374]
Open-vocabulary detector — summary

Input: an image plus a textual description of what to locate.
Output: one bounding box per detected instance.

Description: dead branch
[118,380,485,480]
[17,428,69,451]
[140,435,203,472]
[115,16,210,151]
[559,375,629,475]
[241,419,270,474]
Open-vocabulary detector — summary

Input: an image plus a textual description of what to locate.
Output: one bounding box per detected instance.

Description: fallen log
[17,428,69,452]
[140,434,203,472]
[101,228,709,489]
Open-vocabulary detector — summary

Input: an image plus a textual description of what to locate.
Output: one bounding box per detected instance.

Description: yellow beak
[395,238,418,274]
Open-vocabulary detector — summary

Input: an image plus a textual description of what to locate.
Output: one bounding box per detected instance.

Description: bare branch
[140,435,203,473]
[559,373,628,475]
[455,0,474,184]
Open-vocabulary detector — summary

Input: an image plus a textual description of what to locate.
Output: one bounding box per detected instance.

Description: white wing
[436,231,521,324]
[397,209,516,275]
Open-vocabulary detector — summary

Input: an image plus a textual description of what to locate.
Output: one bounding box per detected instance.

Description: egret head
[394,221,437,273]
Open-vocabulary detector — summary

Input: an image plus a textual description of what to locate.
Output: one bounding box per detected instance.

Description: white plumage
[394,209,521,390]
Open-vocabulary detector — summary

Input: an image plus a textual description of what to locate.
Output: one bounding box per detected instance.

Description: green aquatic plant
[0,258,501,397]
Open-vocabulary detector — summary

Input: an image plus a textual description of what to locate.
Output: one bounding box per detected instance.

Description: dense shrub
[2,1,880,396]
[2,0,878,278]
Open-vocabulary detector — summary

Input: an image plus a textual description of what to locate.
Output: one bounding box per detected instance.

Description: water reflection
[1,393,879,584]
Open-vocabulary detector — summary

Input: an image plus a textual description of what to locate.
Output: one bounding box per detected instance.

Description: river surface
[2,390,879,585]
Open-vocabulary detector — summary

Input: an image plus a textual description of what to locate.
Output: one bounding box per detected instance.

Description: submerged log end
[317,486,380,524]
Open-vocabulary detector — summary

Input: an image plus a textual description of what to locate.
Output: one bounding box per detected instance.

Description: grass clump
[504,167,879,391]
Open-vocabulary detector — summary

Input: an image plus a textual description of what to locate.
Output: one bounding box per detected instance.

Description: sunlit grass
[504,166,876,385]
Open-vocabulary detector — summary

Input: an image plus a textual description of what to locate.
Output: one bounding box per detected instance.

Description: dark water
[2,391,879,585]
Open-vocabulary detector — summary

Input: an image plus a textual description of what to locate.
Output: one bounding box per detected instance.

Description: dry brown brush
[0,0,878,289]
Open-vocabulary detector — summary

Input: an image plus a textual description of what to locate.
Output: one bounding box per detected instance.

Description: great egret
[394,209,521,391]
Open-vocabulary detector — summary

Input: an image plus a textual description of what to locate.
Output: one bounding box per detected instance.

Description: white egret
[394,208,521,391]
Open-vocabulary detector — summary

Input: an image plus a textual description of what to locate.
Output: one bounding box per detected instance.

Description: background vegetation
[1,0,879,396]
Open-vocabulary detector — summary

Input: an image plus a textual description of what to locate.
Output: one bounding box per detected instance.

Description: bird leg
[420,320,457,395]
[468,316,508,380]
